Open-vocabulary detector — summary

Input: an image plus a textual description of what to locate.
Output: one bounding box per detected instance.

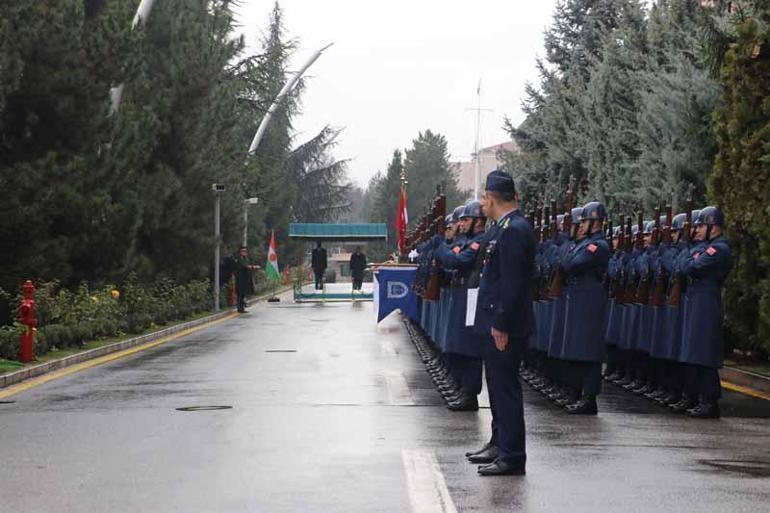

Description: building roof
[289,223,388,241]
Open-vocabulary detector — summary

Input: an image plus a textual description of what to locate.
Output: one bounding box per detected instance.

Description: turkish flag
[395,188,408,254]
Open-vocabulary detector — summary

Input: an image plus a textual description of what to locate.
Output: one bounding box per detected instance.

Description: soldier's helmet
[631,224,640,236]
[643,221,654,234]
[451,205,465,223]
[460,200,485,219]
[691,209,701,222]
[445,214,454,226]
[612,226,621,236]
[671,213,687,230]
[556,214,565,227]
[659,215,667,227]
[694,206,725,227]
[580,201,606,221]
[571,207,583,222]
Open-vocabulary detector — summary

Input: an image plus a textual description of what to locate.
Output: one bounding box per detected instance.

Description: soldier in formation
[405,176,732,476]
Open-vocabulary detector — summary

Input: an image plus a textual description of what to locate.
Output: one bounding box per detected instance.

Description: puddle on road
[698,459,770,477]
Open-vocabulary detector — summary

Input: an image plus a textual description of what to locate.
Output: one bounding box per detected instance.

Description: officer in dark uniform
[350,246,367,291]
[311,241,328,290]
[678,206,732,418]
[465,169,535,476]
[558,202,610,414]
[433,201,488,411]
[234,246,257,313]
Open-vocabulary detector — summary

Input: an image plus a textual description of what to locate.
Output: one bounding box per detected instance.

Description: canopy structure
[288,223,387,242]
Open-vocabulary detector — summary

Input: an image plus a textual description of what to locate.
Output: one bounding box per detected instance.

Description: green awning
[288,223,388,241]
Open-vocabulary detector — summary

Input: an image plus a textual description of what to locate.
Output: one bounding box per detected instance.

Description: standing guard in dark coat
[604,226,625,381]
[559,202,611,414]
[653,213,690,407]
[234,246,259,313]
[544,210,579,406]
[465,170,535,477]
[311,241,328,290]
[349,247,367,291]
[433,201,488,412]
[678,206,732,419]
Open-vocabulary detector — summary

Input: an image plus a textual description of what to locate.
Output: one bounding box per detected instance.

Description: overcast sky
[234,1,560,187]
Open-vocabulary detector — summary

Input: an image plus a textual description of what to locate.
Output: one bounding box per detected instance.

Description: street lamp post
[242,197,259,248]
[212,184,225,311]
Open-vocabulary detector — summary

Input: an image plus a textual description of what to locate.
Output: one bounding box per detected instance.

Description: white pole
[242,204,248,248]
[247,43,333,156]
[474,81,481,199]
[214,193,221,312]
[110,0,159,113]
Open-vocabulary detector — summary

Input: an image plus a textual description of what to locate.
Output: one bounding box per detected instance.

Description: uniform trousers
[484,335,527,465]
[683,364,721,402]
[447,353,483,396]
[314,270,325,290]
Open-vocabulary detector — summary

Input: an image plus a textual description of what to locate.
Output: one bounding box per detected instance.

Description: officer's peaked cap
[695,206,725,227]
[485,169,516,194]
[460,200,485,219]
[580,201,606,221]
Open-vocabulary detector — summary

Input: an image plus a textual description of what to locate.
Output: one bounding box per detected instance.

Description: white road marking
[384,370,415,406]
[402,449,458,513]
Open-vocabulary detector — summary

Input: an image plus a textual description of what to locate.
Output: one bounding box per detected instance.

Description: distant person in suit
[311,241,328,290]
[350,246,367,291]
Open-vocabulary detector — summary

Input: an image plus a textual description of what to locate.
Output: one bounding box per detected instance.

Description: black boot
[687,401,720,419]
[447,395,479,412]
[566,396,598,415]
[670,396,697,413]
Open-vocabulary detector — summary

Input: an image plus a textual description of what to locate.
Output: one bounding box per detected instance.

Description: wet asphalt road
[1,285,769,513]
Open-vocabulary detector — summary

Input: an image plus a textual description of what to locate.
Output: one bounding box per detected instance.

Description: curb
[0,285,294,390]
[720,366,770,397]
[0,310,234,389]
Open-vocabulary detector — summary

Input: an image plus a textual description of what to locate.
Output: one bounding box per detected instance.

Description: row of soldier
[408,189,732,419]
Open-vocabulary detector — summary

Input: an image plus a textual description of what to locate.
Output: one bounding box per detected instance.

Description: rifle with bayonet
[666,198,692,307]
[548,186,575,299]
[651,205,673,307]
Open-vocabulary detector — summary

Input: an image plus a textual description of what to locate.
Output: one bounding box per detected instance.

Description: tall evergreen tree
[708,0,770,353]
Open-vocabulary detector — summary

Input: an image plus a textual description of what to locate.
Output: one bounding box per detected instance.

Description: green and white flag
[266,230,280,281]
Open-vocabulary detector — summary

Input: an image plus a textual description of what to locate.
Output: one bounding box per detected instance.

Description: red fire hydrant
[229,273,237,306]
[19,280,36,363]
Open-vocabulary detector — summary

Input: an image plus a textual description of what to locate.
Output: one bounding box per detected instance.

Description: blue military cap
[460,200,485,219]
[695,206,725,227]
[485,169,516,194]
[671,213,687,230]
[451,205,465,223]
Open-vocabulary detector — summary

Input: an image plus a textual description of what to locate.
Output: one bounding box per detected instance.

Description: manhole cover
[0,400,16,405]
[176,405,232,412]
[265,349,297,353]
[699,459,770,477]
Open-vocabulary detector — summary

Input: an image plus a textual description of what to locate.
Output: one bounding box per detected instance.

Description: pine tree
[708,1,770,354]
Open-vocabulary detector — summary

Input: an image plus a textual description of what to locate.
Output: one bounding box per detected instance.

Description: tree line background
[0,1,352,313]
[1,0,768,355]
[499,0,768,355]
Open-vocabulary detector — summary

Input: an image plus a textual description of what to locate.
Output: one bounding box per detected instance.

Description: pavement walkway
[1,288,769,512]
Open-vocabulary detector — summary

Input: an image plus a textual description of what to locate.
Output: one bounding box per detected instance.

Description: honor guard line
[289,223,387,302]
